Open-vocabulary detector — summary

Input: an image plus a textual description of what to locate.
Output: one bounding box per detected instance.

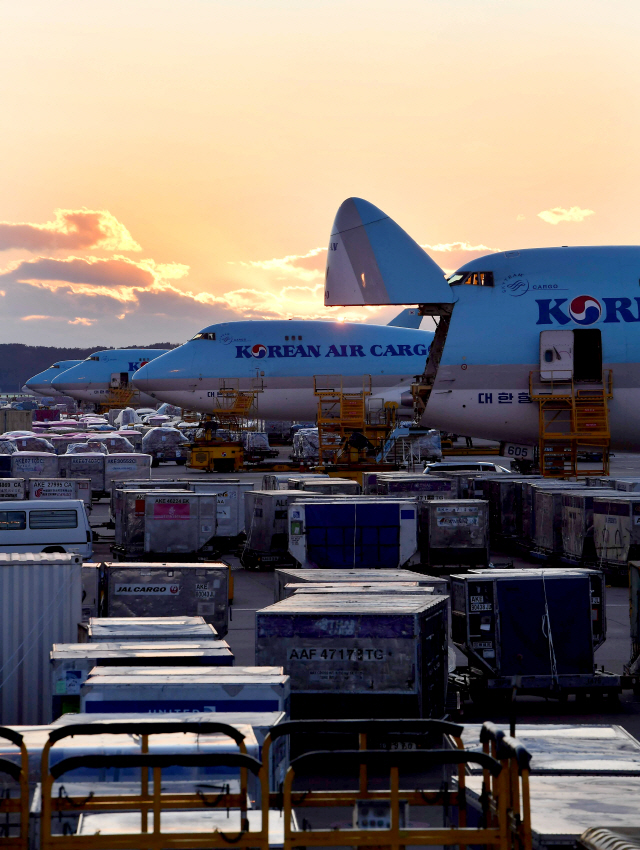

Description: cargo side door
[539,330,574,381]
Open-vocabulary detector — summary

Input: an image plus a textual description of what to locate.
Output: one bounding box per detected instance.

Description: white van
[0,499,92,557]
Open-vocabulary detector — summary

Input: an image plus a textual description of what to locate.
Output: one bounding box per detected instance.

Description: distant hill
[0,343,177,393]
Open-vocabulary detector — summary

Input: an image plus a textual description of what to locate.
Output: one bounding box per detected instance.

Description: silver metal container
[243,490,326,567]
[103,561,229,637]
[144,492,218,556]
[189,480,256,537]
[376,475,456,499]
[593,495,640,569]
[81,563,100,623]
[82,616,218,642]
[418,499,490,567]
[114,489,189,556]
[0,478,25,500]
[58,453,105,493]
[262,473,329,490]
[289,478,361,495]
[109,479,191,522]
[81,669,290,715]
[10,452,59,483]
[282,578,449,598]
[274,567,435,602]
[255,594,448,718]
[562,490,601,562]
[50,639,233,718]
[0,552,82,724]
[29,477,92,509]
[288,498,420,569]
[104,453,151,492]
[521,480,585,547]
[532,483,587,554]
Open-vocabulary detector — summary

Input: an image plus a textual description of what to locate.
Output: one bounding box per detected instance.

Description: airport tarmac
[91,448,640,738]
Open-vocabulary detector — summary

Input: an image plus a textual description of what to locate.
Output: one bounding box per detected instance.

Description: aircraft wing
[324,197,453,307]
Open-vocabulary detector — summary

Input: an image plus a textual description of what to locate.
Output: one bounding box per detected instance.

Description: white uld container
[274,567,437,602]
[243,490,326,562]
[82,616,218,642]
[262,473,330,490]
[0,552,82,724]
[104,453,151,491]
[615,479,640,492]
[102,561,229,637]
[10,452,59,483]
[81,669,290,715]
[29,477,92,509]
[58,453,105,493]
[283,582,446,599]
[143,492,218,555]
[419,499,490,567]
[0,478,25,500]
[288,498,420,569]
[593,495,640,568]
[288,477,360,495]
[189,480,256,536]
[50,640,234,718]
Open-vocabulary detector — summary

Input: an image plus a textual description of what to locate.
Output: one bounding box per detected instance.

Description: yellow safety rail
[281,748,519,850]
[529,370,613,478]
[0,727,28,850]
[481,722,532,850]
[40,720,268,850]
[261,718,466,809]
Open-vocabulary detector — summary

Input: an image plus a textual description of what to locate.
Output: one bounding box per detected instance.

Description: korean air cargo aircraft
[48,349,169,405]
[132,310,433,419]
[325,197,640,450]
[25,360,82,397]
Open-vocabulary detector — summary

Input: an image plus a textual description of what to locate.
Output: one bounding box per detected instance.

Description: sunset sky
[1,0,638,346]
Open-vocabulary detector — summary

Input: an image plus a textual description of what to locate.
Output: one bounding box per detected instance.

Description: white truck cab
[0,499,92,557]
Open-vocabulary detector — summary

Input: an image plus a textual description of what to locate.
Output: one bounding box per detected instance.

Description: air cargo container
[282,578,449,598]
[103,453,151,492]
[113,491,217,558]
[81,563,100,623]
[481,476,542,539]
[81,616,218,642]
[10,451,59,482]
[262,473,329,490]
[451,568,610,694]
[562,490,602,563]
[243,490,325,569]
[376,475,456,499]
[109,478,191,521]
[102,561,229,637]
[144,493,218,556]
[628,561,640,676]
[593,495,640,570]
[274,567,437,602]
[81,669,290,715]
[0,478,25,500]
[189,479,255,537]
[615,479,640,492]
[0,552,82,724]
[521,480,587,548]
[288,477,360,495]
[29,477,91,509]
[50,639,234,718]
[255,594,448,718]
[58,453,105,493]
[418,499,490,567]
[288,498,420,569]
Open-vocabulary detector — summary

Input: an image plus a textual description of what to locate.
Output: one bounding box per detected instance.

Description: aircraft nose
[131,363,152,393]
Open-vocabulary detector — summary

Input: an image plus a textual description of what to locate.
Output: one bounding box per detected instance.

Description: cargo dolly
[0,728,28,850]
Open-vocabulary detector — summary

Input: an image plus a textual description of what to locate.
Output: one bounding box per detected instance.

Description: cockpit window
[448,271,494,287]
[191,332,216,341]
[85,356,99,361]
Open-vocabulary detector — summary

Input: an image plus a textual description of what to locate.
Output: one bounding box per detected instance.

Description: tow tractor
[186,415,244,473]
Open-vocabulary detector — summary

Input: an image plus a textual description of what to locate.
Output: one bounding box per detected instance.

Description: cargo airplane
[45,349,169,405]
[132,310,432,419]
[25,360,83,397]
[324,197,640,450]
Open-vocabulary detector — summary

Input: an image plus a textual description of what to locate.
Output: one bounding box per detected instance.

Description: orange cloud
[231,247,327,282]
[68,317,97,326]
[21,314,56,321]
[0,209,141,253]
[537,206,595,225]
[420,240,500,272]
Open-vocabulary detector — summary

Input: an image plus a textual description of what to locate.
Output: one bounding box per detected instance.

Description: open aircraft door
[539,330,574,381]
[110,372,130,389]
